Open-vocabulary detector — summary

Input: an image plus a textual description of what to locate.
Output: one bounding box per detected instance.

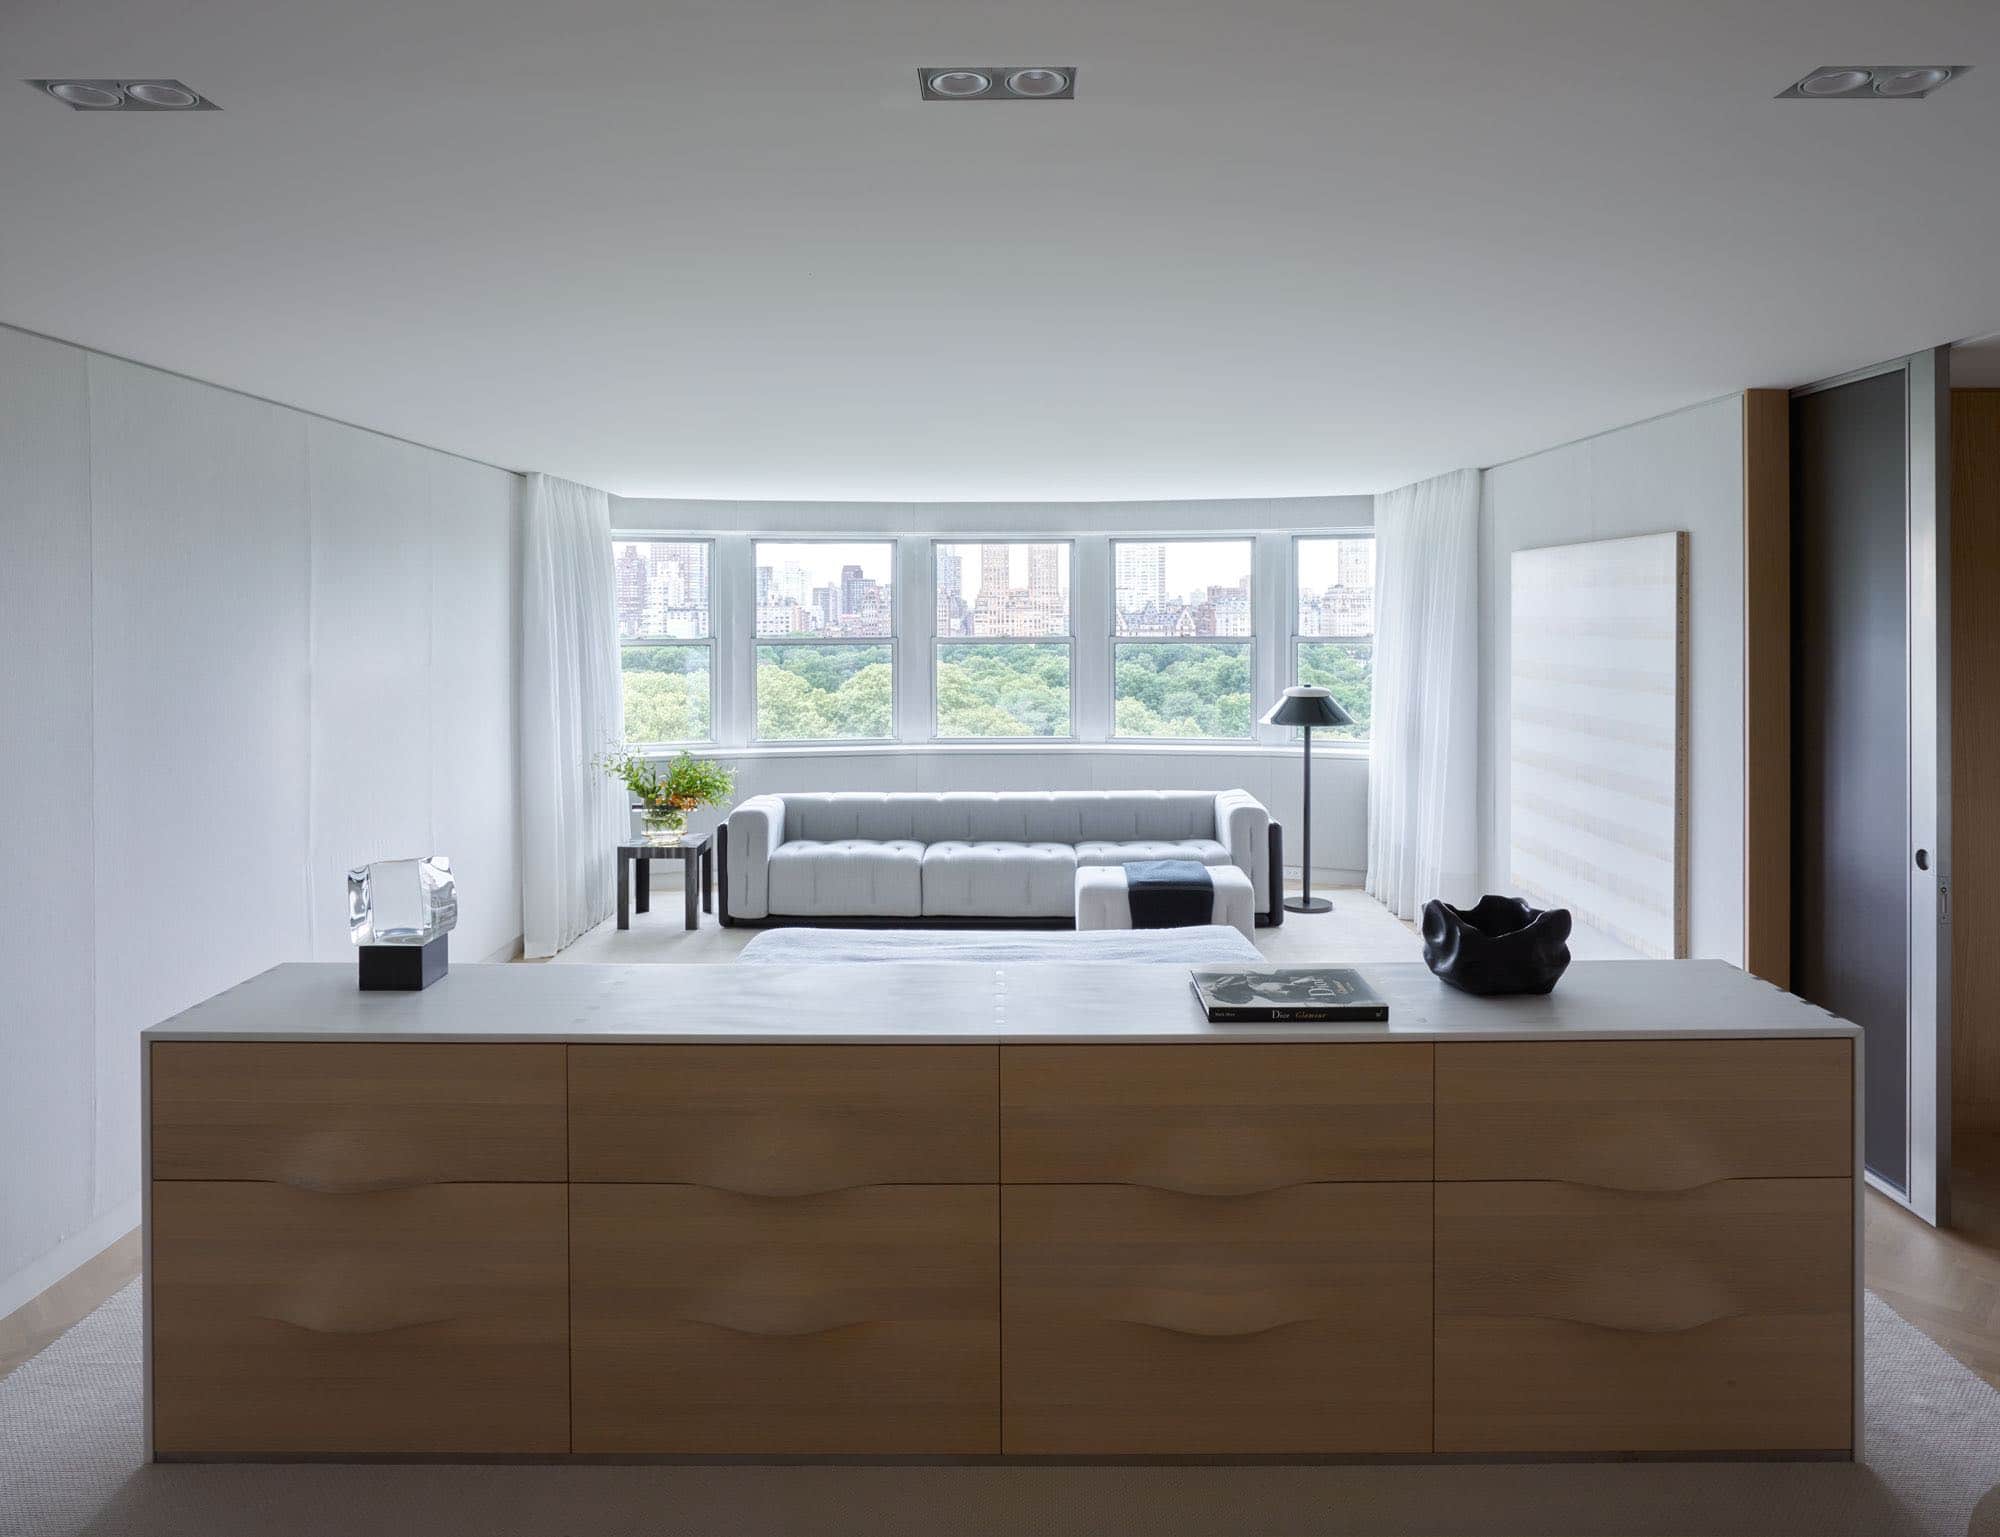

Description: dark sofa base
[717,821,1286,931]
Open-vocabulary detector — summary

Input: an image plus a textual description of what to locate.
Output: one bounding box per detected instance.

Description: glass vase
[639,806,687,846]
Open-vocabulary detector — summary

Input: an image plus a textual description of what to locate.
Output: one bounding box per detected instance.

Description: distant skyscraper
[1337,539,1373,592]
[1115,543,1167,614]
[1027,544,1061,599]
[936,549,964,634]
[615,545,650,636]
[979,544,1011,599]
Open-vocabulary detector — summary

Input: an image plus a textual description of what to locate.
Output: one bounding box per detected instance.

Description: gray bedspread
[737,924,1261,965]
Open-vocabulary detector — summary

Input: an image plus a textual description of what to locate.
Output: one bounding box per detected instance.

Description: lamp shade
[1261,685,1354,729]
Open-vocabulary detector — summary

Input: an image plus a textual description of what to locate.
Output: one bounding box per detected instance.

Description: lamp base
[1284,896,1333,914]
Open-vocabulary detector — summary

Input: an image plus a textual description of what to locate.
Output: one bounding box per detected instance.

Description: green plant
[599,748,735,813]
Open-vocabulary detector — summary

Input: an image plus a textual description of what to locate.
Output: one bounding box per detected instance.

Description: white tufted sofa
[720,789,1280,928]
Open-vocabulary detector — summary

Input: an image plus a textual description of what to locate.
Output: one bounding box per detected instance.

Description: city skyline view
[1114,539,1253,638]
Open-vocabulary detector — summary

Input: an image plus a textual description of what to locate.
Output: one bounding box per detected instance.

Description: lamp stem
[1301,724,1312,907]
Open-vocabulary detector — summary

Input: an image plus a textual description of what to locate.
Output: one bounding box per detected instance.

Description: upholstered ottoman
[1074,864,1257,940]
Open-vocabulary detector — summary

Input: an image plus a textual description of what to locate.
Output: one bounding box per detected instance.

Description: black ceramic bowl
[1421,895,1572,996]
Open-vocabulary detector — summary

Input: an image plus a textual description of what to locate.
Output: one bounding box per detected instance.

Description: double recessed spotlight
[27,78,219,111]
[1779,65,1967,99]
[921,67,1074,102]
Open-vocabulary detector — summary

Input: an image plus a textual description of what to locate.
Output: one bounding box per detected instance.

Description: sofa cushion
[1074,838,1232,869]
[767,839,924,917]
[921,841,1078,918]
[778,791,1219,846]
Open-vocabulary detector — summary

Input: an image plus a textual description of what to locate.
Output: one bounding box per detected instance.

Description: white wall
[0,326,522,1318]
[1478,396,1745,963]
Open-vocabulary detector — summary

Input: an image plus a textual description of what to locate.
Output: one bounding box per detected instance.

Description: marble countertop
[141,959,1859,1045]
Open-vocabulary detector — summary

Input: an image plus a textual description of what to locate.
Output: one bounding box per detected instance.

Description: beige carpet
[4,1285,1999,1537]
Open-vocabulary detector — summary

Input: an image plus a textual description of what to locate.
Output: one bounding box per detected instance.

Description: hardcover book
[1188,965,1390,1023]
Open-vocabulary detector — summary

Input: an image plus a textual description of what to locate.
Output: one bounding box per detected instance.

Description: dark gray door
[1792,371,1909,1189]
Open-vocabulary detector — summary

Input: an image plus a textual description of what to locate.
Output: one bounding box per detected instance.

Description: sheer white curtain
[519,473,625,957]
[1366,467,1481,920]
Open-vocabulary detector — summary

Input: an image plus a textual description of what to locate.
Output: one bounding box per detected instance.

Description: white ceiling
[4,0,1998,500]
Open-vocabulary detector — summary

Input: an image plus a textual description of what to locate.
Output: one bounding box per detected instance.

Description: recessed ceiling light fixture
[26,78,220,111]
[921,66,1075,101]
[1779,64,1968,99]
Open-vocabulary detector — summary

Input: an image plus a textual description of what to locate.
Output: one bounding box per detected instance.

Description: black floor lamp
[1261,685,1354,914]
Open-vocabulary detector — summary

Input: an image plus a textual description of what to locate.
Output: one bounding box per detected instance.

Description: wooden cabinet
[150,1181,568,1454]
[151,1042,566,1187]
[571,1185,998,1453]
[146,1032,1857,1460]
[1435,1039,1852,1188]
[569,1044,996,1189]
[1002,1183,1432,1453]
[1002,1044,1431,1189]
[1434,1179,1852,1452]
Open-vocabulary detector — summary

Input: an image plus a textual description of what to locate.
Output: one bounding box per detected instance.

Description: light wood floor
[1865,1128,2000,1390]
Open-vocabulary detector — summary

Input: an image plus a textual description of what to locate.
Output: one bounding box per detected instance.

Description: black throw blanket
[1123,859,1214,928]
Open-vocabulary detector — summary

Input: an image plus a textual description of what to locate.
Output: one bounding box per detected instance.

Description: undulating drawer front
[1434,1039,1852,1187]
[569,1044,996,1189]
[1003,1183,1432,1454]
[151,1181,569,1455]
[1002,1044,1431,1188]
[1434,1178,1852,1453]
[150,1042,567,1187]
[570,1184,999,1453]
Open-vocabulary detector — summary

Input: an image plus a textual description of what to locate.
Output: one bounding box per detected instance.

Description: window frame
[1106,535,1258,743]
[1289,530,1375,746]
[931,537,1078,742]
[612,534,716,748]
[749,536,899,745]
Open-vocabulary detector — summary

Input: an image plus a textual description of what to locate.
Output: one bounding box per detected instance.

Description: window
[614,538,712,742]
[752,541,895,741]
[1112,539,1254,738]
[934,541,1072,737]
[1293,534,1374,740]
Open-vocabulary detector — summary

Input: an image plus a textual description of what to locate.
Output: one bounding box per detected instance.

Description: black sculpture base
[357,935,449,992]
[1421,895,1571,996]
[1285,896,1333,914]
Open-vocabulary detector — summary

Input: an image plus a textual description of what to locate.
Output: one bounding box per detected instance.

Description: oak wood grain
[568,1044,996,1190]
[570,1184,998,1453]
[151,1181,568,1454]
[149,1041,566,1187]
[1002,1044,1432,1190]
[1434,1178,1851,1452]
[1002,1183,1432,1454]
[1435,1038,1851,1187]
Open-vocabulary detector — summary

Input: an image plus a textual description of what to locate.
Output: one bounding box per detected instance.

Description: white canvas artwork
[1509,531,1688,958]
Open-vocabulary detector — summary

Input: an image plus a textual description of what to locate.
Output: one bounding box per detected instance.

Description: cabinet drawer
[571,1184,998,1453]
[150,1042,567,1187]
[1003,1184,1431,1454]
[151,1181,569,1454]
[569,1045,996,1188]
[1002,1045,1431,1188]
[1434,1179,1852,1452]
[1435,1039,1852,1187]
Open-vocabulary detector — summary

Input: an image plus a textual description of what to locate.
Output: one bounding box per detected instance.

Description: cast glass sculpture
[348,857,457,945]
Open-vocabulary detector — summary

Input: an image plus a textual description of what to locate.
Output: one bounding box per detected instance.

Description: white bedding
[736,924,1262,965]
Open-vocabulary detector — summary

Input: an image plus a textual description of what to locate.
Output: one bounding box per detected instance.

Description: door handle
[1915,848,1930,871]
